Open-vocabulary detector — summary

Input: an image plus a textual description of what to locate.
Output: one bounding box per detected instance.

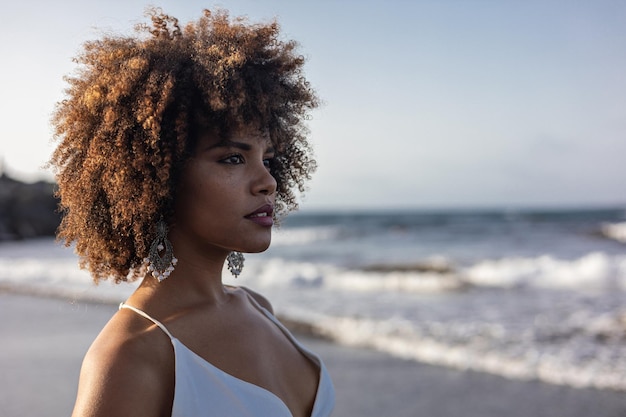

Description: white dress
[119,297,335,417]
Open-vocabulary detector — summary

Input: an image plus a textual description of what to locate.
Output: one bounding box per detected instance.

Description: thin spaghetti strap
[119,302,175,340]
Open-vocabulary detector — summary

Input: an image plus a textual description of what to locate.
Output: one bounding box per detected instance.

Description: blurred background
[1,1,626,416]
[2,0,625,209]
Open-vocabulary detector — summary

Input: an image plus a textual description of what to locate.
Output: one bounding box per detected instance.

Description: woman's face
[170,127,277,257]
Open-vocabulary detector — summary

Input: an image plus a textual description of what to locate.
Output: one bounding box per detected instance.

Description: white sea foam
[324,270,466,293]
[3,239,625,298]
[601,222,626,243]
[283,312,626,391]
[239,258,467,293]
[244,253,626,294]
[271,226,339,246]
[0,258,135,301]
[0,238,135,301]
[463,252,626,291]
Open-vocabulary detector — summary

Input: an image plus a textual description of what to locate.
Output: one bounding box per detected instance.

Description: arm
[71,318,174,417]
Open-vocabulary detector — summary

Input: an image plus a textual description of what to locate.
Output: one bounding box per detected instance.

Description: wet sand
[2,292,626,417]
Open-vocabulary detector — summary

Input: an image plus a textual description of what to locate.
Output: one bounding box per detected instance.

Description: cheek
[174,169,208,215]
[177,169,236,215]
[179,163,213,197]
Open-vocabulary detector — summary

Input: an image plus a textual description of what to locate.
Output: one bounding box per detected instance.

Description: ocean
[1,207,626,391]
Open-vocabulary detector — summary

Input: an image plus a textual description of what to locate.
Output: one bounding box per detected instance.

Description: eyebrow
[208,139,275,154]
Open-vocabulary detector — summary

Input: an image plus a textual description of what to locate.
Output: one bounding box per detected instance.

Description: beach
[2,291,626,417]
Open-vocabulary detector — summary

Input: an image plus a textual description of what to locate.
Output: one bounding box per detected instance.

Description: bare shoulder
[71,309,174,417]
[238,286,274,315]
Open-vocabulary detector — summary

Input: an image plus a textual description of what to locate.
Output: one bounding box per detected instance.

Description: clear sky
[1,0,625,210]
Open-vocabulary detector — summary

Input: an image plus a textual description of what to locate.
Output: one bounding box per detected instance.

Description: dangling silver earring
[227,251,244,277]
[144,219,177,282]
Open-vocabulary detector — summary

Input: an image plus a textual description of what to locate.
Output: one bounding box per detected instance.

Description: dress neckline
[120,291,325,417]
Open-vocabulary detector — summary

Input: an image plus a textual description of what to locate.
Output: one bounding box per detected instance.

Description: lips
[245,204,274,227]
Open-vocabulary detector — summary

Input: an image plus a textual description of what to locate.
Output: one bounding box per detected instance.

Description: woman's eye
[221,154,244,164]
[263,158,273,170]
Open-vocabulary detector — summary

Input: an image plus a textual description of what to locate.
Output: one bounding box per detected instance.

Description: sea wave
[3,238,626,392]
[0,239,135,301]
[271,226,339,246]
[3,247,625,298]
[279,309,626,391]
[463,252,626,291]
[244,253,626,294]
[0,257,135,302]
[600,222,626,243]
[246,258,467,293]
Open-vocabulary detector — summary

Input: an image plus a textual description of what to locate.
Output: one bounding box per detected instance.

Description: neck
[130,222,241,308]
[131,249,233,311]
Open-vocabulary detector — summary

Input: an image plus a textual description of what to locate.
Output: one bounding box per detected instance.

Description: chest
[169,307,320,417]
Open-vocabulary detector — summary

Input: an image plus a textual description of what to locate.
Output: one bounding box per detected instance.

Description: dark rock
[0,173,61,241]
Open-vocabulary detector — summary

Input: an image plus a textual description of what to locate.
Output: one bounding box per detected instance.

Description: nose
[252,162,277,196]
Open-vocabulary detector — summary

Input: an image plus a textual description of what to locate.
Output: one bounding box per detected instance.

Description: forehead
[196,125,272,148]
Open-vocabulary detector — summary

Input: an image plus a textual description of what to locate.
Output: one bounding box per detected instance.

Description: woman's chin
[247,242,272,254]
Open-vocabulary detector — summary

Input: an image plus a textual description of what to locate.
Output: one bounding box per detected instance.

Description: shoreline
[3,291,626,416]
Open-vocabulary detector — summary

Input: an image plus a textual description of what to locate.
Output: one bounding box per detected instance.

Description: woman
[49,8,334,417]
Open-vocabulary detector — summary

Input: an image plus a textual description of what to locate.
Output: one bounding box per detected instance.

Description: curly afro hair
[49,8,319,283]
